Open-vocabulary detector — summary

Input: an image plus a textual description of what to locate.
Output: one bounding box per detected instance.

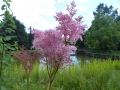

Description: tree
[0,16,29,48]
[93,3,118,20]
[115,15,120,22]
[75,36,85,48]
[28,26,34,49]
[12,17,29,48]
[114,15,120,49]
[85,3,120,51]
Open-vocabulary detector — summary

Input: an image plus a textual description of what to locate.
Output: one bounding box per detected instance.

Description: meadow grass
[55,59,120,90]
[3,59,120,90]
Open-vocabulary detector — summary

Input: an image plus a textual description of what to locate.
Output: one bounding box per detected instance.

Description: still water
[71,53,94,65]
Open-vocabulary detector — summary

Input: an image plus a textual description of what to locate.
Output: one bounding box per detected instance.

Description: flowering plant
[32,1,87,90]
[13,45,40,90]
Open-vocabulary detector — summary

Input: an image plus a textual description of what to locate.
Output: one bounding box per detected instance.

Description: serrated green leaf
[6,2,10,8]
[1,4,6,10]
[8,17,15,25]
[5,43,15,50]
[0,21,6,29]
[3,0,6,2]
[0,44,3,52]
[5,10,10,18]
[7,28,15,32]
[4,36,11,41]
[8,47,15,50]
[4,36,16,41]
[4,43,10,48]
[7,0,12,2]
[8,24,16,29]
[6,29,12,33]
[0,37,3,44]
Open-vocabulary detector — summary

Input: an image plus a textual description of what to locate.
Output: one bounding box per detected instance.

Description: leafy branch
[0,0,18,89]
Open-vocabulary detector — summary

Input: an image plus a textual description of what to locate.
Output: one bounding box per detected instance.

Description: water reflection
[71,53,94,66]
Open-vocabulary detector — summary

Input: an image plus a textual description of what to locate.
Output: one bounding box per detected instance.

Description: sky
[0,0,120,33]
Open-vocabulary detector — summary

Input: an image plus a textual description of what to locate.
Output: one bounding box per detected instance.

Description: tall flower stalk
[32,1,87,90]
[13,45,40,90]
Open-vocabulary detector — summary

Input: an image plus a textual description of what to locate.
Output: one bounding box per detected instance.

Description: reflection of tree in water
[76,53,93,67]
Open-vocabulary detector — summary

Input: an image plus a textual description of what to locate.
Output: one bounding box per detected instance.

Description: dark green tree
[75,36,85,49]
[115,15,120,22]
[0,16,29,48]
[114,15,120,49]
[28,26,34,49]
[85,3,120,51]
[13,17,28,48]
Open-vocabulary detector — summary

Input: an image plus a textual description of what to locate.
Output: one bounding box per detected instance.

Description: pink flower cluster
[32,29,76,68]
[13,45,40,71]
[54,1,87,44]
[32,1,87,68]
[66,0,77,17]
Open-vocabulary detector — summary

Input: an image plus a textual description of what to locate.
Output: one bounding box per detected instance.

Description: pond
[71,53,94,66]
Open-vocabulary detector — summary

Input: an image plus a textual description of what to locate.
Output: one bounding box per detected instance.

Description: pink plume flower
[54,1,87,44]
[32,29,77,68]
[13,45,40,71]
[32,1,87,89]
[32,0,87,69]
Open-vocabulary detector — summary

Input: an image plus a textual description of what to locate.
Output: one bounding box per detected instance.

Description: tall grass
[3,59,120,90]
[53,59,120,90]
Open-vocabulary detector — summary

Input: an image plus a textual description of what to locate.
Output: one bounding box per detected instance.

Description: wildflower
[32,1,87,90]
[13,45,40,71]
[13,45,41,90]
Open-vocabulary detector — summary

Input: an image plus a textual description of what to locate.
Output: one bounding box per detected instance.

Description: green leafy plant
[0,0,18,89]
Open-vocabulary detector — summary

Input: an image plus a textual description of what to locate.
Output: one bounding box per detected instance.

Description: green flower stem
[25,68,30,90]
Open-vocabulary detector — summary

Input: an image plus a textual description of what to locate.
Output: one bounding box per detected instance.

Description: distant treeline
[0,16,34,49]
[76,3,120,51]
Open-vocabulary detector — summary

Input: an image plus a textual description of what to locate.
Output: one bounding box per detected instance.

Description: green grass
[52,59,120,90]
[2,59,120,90]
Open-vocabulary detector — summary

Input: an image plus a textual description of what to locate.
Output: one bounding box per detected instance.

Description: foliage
[2,58,120,90]
[115,15,120,22]
[93,3,118,20]
[53,59,120,90]
[85,3,120,50]
[32,1,86,90]
[0,16,29,49]
[28,26,34,49]
[75,37,85,49]
[115,15,120,49]
[12,17,29,48]
[85,24,120,50]
[0,0,18,89]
